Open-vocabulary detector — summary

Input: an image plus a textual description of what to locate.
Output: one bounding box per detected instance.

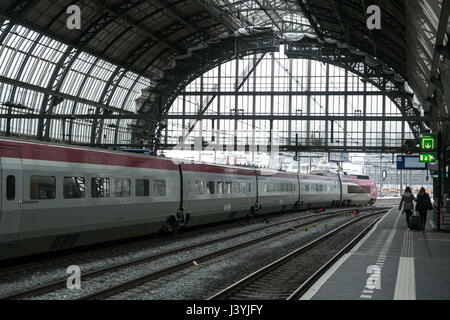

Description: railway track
[208,209,387,300]
[0,206,389,300]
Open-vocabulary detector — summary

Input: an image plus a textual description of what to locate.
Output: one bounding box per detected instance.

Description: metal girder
[1,114,446,122]
[113,75,143,145]
[131,31,280,152]
[90,67,124,144]
[129,31,425,152]
[426,0,450,99]
[296,0,324,40]
[330,0,351,44]
[179,90,386,96]
[36,0,166,141]
[92,0,183,53]
[181,52,266,142]
[37,9,127,140]
[253,0,282,30]
[91,142,411,155]
[153,0,213,46]
[67,57,100,143]
[197,0,249,30]
[38,46,79,140]
[301,0,407,78]
[6,31,43,135]
[284,37,422,139]
[0,75,134,115]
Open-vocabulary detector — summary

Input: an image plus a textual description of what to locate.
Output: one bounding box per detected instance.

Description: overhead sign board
[420,134,437,152]
[330,152,349,162]
[397,155,427,170]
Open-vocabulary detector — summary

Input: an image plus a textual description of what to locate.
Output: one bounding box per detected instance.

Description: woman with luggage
[399,187,416,228]
[416,187,433,230]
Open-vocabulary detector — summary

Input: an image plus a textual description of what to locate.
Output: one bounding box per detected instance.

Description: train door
[0,147,23,248]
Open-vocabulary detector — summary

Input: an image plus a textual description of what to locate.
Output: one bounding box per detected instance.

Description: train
[0,137,378,261]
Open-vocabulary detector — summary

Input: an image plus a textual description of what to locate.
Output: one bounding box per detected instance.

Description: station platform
[301,207,450,300]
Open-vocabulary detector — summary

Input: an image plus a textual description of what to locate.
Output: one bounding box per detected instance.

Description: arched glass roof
[0,0,448,148]
[0,21,151,143]
[165,50,415,161]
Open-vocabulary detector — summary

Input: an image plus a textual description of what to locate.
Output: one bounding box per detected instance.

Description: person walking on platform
[416,187,433,230]
[399,187,416,228]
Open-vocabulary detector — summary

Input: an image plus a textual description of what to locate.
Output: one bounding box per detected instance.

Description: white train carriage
[0,137,377,261]
[0,139,181,260]
[181,163,257,225]
[298,173,341,209]
[256,170,300,214]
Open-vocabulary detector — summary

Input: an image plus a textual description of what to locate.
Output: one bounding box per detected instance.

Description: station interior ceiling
[0,0,448,177]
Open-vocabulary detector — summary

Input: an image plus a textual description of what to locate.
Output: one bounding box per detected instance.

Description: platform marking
[393,257,416,300]
[393,230,416,300]
[417,238,450,242]
[300,208,394,300]
[359,211,402,299]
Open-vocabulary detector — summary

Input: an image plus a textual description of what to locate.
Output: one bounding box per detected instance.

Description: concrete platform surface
[301,207,450,300]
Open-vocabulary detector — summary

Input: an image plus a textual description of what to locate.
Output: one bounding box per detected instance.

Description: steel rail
[286,215,382,300]
[0,206,375,300]
[76,208,387,300]
[207,209,388,300]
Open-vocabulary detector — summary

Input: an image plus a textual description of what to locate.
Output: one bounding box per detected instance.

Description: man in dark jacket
[416,187,432,230]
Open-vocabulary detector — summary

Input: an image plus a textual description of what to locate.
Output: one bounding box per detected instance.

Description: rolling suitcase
[409,212,421,230]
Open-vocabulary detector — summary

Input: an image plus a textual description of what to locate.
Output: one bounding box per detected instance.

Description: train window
[115,178,131,197]
[136,179,150,197]
[63,177,85,199]
[348,185,367,194]
[92,178,110,198]
[233,182,241,193]
[241,182,247,193]
[30,176,56,200]
[225,182,232,194]
[217,182,223,194]
[206,181,215,194]
[248,182,251,193]
[280,183,285,192]
[153,180,166,197]
[195,181,205,194]
[6,175,15,200]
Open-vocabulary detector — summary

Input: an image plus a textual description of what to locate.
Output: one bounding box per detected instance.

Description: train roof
[0,137,373,182]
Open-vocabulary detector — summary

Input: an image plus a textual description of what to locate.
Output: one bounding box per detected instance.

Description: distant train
[0,137,377,261]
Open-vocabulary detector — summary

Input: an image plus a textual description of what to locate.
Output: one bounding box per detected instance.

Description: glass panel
[30,176,55,199]
[7,175,15,200]
[91,177,110,198]
[136,179,149,197]
[63,177,85,198]
[115,178,131,197]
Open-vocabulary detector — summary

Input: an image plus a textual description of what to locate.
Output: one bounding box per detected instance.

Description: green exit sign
[420,134,437,151]
[419,153,436,163]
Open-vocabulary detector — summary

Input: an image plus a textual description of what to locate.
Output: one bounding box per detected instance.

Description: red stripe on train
[0,139,179,171]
